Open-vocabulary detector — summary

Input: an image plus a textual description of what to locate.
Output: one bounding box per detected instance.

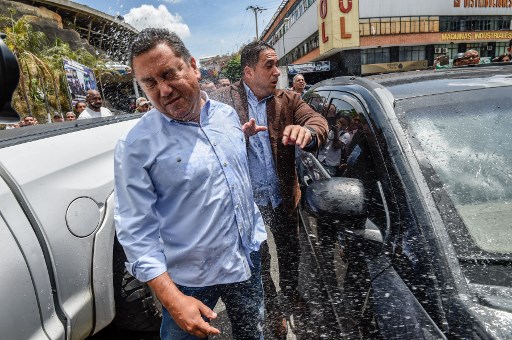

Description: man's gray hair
[293,74,305,82]
[129,28,192,67]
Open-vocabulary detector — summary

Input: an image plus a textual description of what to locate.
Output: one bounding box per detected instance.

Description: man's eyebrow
[140,75,156,83]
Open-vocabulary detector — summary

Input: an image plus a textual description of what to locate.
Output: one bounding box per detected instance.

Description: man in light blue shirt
[114,28,266,340]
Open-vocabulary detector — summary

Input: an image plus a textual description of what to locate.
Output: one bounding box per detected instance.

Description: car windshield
[396,85,512,254]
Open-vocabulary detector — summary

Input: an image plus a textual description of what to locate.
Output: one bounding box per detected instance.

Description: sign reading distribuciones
[62,59,97,103]
[288,61,331,74]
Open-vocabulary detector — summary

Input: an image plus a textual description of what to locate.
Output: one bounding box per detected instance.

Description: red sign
[339,0,352,13]
[320,0,328,19]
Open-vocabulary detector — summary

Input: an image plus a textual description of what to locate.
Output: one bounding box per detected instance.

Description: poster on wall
[361,60,428,75]
[62,59,97,103]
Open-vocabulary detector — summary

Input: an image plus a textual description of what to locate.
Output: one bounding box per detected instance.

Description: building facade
[261,0,512,80]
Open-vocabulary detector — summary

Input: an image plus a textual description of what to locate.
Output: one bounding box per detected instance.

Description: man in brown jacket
[211,41,328,337]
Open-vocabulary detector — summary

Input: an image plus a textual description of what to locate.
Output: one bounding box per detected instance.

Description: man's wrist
[303,125,318,150]
[304,125,317,142]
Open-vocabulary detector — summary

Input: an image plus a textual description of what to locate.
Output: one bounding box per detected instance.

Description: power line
[236,9,248,48]
[246,5,267,40]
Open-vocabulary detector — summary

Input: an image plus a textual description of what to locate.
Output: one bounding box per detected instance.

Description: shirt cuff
[125,248,167,282]
[304,137,317,150]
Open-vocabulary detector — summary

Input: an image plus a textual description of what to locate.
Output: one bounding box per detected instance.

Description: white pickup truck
[0,35,161,339]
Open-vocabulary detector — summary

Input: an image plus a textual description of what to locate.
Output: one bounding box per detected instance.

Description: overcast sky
[73,0,281,60]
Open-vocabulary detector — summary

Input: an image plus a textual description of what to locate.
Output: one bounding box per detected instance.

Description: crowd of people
[199,77,231,94]
[6,89,121,128]
[435,39,512,68]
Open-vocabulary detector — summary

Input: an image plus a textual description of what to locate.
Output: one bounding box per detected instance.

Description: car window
[304,90,330,115]
[322,93,390,237]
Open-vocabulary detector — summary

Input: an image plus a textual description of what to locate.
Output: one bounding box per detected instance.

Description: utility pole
[246,5,266,40]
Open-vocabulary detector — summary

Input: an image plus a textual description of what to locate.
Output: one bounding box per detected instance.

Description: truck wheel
[113,238,162,331]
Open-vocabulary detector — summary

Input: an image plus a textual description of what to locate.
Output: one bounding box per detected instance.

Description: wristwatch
[304,125,317,141]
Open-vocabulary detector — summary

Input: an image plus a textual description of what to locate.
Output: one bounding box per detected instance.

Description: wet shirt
[114,94,266,287]
[244,83,282,209]
[78,106,112,119]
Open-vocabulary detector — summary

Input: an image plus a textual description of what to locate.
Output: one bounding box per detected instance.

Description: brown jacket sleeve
[280,89,328,150]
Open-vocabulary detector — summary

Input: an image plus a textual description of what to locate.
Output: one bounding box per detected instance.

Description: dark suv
[295,65,512,339]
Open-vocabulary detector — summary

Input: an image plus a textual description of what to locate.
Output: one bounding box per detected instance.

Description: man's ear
[243,65,253,79]
[190,57,200,78]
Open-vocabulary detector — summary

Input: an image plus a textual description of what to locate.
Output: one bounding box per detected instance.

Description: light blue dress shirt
[244,83,282,209]
[114,93,266,287]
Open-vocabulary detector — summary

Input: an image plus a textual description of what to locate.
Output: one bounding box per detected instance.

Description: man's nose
[273,65,281,77]
[157,80,173,97]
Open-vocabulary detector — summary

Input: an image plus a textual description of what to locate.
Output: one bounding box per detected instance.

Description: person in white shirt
[78,90,113,119]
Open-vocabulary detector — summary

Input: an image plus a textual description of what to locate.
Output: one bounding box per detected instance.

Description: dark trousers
[259,204,300,311]
[160,251,263,340]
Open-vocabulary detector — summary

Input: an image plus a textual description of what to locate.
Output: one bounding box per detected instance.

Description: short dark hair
[338,114,351,125]
[240,41,274,69]
[74,100,85,109]
[129,28,192,67]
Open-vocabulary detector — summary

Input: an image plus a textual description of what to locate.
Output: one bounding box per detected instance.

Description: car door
[297,88,447,338]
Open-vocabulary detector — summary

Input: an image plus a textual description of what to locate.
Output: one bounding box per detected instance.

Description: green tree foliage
[222,54,241,83]
[0,11,108,125]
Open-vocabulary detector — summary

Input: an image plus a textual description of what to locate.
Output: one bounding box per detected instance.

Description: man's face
[76,102,86,113]
[138,103,150,112]
[65,112,76,121]
[86,92,102,110]
[244,48,280,99]
[133,43,202,121]
[200,82,216,94]
[293,76,305,92]
[218,78,231,87]
[23,116,35,125]
[336,117,349,131]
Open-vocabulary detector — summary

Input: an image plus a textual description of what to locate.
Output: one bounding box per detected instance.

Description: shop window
[399,46,426,62]
[362,47,391,65]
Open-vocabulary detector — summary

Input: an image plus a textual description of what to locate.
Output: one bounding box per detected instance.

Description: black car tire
[112,238,163,332]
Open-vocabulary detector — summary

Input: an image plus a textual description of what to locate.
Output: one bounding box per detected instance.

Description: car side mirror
[0,32,21,123]
[305,177,367,229]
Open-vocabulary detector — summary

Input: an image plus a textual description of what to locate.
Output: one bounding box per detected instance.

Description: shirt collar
[242,81,273,105]
[159,91,210,124]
